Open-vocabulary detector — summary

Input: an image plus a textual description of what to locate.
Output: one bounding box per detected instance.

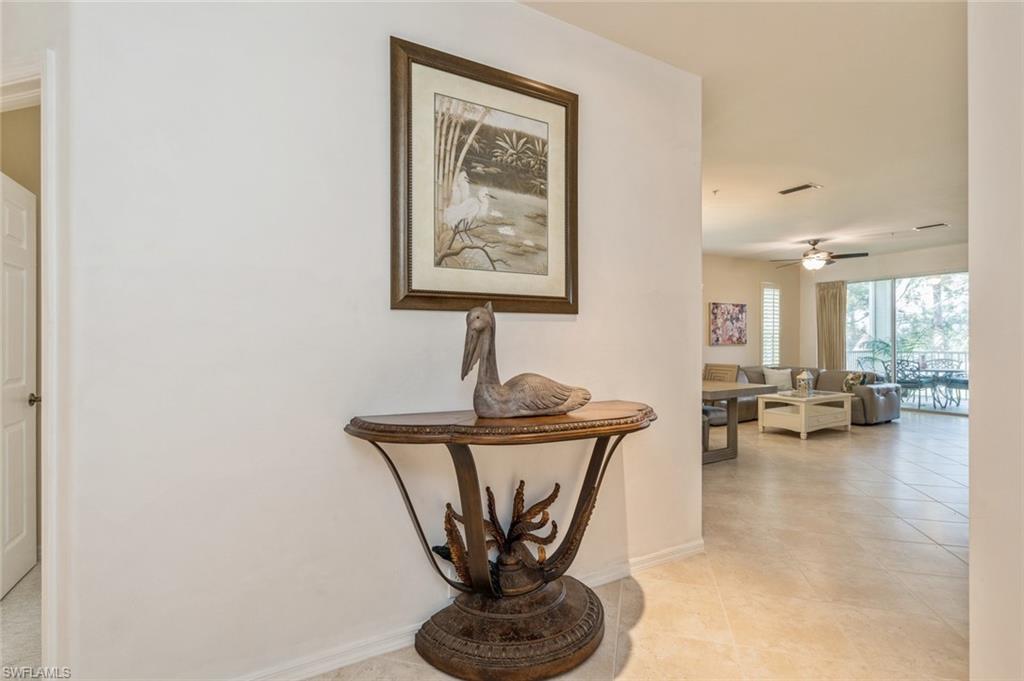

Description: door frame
[1,49,64,666]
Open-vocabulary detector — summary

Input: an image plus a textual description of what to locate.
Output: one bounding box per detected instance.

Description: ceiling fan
[772,239,869,270]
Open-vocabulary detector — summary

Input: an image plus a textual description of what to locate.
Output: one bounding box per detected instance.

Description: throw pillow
[763,367,793,390]
[843,372,865,393]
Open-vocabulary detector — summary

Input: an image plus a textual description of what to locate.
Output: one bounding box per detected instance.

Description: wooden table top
[345,400,656,445]
[702,381,778,400]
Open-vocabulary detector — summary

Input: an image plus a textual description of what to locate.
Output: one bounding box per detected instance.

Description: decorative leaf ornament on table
[432,480,560,594]
[461,302,591,418]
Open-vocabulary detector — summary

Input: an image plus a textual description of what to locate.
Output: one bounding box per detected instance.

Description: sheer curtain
[816,281,847,370]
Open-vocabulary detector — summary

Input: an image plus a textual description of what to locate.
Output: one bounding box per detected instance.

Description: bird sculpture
[461,302,591,418]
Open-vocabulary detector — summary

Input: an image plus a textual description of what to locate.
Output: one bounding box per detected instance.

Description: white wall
[702,254,800,367]
[968,3,1024,678]
[797,243,968,366]
[2,2,702,678]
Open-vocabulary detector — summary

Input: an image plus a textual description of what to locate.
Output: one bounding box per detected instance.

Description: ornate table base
[345,401,656,681]
[417,576,602,681]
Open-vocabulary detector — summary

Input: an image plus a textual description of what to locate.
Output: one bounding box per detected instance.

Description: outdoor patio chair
[923,357,964,409]
[929,358,966,405]
[895,359,927,408]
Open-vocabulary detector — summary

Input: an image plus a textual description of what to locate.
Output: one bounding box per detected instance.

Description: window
[762,284,780,365]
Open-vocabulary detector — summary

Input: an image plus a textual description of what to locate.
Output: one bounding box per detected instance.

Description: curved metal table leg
[367,441,471,593]
[446,443,497,596]
[545,433,627,580]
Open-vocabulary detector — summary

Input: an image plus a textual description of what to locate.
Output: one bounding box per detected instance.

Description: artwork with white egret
[433,93,549,276]
[391,38,578,313]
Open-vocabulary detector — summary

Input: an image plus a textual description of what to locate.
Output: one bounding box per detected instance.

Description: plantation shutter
[762,285,781,365]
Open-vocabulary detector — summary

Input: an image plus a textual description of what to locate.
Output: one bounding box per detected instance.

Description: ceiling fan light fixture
[802,258,827,271]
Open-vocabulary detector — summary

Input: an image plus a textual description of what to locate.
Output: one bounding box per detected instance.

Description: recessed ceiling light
[779,183,823,195]
[913,223,949,231]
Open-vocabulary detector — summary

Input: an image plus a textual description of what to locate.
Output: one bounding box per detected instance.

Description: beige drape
[816,281,847,370]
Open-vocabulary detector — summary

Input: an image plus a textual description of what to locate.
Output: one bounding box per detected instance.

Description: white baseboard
[628,538,705,573]
[571,559,632,587]
[245,538,705,681]
[570,537,706,588]
[243,623,421,681]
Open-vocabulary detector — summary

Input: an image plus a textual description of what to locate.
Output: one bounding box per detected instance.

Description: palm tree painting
[433,93,549,276]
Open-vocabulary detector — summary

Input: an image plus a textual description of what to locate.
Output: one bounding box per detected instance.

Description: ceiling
[529,1,967,260]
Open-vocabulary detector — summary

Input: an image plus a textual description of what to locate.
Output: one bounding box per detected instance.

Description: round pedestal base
[415,576,604,681]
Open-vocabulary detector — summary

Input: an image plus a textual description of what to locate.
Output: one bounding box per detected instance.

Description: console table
[345,400,656,681]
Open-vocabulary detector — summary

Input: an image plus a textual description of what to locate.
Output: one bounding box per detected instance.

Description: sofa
[728,365,901,426]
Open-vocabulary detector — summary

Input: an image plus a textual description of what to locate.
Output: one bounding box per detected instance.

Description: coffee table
[757,390,852,439]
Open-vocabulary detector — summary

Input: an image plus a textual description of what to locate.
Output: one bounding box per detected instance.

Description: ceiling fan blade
[775,261,802,269]
[831,252,869,259]
[769,259,801,263]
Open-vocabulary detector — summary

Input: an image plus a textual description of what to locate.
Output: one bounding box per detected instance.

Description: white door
[1,174,37,598]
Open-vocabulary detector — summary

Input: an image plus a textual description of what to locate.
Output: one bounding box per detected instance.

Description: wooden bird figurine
[461,302,591,418]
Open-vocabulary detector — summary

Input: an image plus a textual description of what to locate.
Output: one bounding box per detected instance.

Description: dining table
[702,380,778,464]
[917,368,969,410]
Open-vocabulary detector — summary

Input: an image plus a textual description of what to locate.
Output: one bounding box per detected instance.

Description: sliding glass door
[847,279,894,380]
[845,272,968,414]
[894,273,969,413]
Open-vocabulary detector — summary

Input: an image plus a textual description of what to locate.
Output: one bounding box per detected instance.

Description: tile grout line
[786,559,888,675]
[704,551,747,680]
[607,578,623,680]
[888,569,969,642]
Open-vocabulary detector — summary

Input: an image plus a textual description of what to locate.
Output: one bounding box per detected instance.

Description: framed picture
[390,37,578,313]
[709,303,748,345]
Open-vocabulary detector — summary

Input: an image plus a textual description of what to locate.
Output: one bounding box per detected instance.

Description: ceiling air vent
[913,223,949,231]
[778,183,823,195]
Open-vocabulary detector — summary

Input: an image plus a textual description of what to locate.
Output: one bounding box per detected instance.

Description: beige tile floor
[312,411,968,680]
